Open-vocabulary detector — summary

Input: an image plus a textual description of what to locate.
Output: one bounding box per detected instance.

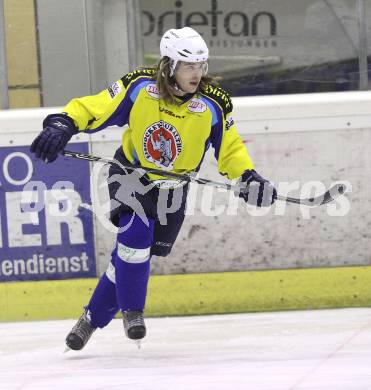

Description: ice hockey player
[30,27,277,350]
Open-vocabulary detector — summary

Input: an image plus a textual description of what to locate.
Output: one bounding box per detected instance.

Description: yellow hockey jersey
[63,68,254,182]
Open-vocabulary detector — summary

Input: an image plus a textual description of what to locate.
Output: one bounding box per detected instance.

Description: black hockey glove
[237,169,277,207]
[30,114,78,163]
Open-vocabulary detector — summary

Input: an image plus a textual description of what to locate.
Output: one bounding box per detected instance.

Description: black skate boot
[66,311,96,350]
[122,311,146,340]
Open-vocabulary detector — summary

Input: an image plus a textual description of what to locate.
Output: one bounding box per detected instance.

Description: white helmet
[160,27,209,76]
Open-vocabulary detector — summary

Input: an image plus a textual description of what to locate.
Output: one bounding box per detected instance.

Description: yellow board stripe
[1,266,371,322]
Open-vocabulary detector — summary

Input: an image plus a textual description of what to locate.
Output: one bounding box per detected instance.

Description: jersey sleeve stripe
[132,148,140,164]
[84,78,150,133]
[130,80,152,102]
[199,94,224,160]
[83,99,133,133]
[199,95,218,126]
[210,122,223,161]
[194,137,211,172]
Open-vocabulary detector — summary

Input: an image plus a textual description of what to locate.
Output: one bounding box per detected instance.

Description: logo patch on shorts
[187,98,207,113]
[155,241,172,247]
[143,120,182,170]
[145,83,160,99]
[107,82,122,99]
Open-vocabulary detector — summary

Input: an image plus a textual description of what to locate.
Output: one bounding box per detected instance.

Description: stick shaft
[62,150,344,206]
[63,150,240,191]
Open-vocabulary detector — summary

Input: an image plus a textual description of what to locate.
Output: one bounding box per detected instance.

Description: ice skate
[122,310,146,346]
[65,311,96,351]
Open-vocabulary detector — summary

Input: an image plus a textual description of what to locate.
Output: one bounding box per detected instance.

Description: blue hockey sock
[114,212,154,312]
[86,270,119,328]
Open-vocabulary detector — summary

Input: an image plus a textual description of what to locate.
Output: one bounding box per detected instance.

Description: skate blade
[134,340,142,349]
[63,346,71,353]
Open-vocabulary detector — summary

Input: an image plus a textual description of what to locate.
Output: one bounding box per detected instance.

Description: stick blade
[306,183,349,206]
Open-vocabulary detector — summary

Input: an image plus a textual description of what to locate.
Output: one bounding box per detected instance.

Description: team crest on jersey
[145,83,160,99]
[107,81,122,99]
[143,120,182,170]
[187,98,207,113]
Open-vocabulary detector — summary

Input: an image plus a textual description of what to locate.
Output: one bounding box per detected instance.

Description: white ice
[1,308,371,390]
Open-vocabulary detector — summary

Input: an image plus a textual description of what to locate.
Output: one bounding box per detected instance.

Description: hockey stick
[62,150,348,206]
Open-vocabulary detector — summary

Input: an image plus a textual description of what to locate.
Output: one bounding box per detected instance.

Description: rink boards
[1,266,371,321]
[0,91,371,319]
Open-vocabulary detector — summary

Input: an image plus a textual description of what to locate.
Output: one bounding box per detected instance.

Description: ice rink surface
[1,308,371,390]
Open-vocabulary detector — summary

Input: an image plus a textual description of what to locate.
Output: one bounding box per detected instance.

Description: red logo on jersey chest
[143,121,182,170]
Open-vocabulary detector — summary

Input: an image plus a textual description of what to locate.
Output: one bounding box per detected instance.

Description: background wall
[3,0,40,107]
[36,0,130,106]
[1,0,371,108]
[1,0,131,108]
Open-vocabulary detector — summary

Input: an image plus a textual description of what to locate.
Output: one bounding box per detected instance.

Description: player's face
[174,61,207,94]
